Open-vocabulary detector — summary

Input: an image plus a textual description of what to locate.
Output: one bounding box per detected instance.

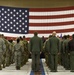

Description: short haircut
[34,32,38,36]
[72,34,74,39]
[17,38,20,43]
[23,36,25,38]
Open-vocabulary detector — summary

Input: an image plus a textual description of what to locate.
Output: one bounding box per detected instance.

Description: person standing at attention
[68,34,74,72]
[48,31,60,72]
[29,32,43,72]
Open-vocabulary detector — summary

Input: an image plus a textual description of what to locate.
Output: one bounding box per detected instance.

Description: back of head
[2,34,4,37]
[17,38,20,43]
[34,32,38,36]
[67,35,70,38]
[49,35,52,38]
[23,36,25,38]
[52,31,56,36]
[72,34,74,39]
[19,36,23,40]
[63,35,67,39]
[0,34,2,38]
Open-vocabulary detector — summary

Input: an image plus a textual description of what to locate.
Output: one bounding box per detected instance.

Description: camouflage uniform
[23,39,29,64]
[9,40,15,64]
[43,39,49,67]
[5,40,11,66]
[19,39,25,66]
[0,35,6,70]
[14,39,24,70]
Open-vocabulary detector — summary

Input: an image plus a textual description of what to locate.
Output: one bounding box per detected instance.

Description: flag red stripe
[29,14,74,19]
[29,28,74,34]
[29,21,74,26]
[29,6,74,12]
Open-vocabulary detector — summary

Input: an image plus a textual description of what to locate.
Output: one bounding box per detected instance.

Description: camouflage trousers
[0,52,3,65]
[14,51,22,67]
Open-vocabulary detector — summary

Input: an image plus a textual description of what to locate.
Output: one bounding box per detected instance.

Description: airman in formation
[0,31,74,72]
[0,34,29,70]
[43,31,74,72]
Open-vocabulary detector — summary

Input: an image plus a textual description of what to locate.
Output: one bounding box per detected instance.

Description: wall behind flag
[0,0,74,8]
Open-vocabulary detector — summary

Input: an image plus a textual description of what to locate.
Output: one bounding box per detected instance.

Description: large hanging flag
[0,6,74,39]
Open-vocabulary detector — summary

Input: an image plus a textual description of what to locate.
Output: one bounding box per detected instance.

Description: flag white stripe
[29,10,74,16]
[29,17,74,23]
[29,24,74,30]
[0,32,74,38]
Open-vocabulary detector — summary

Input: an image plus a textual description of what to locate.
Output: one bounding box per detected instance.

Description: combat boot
[3,64,5,68]
[0,65,2,70]
[6,64,10,67]
[16,66,20,70]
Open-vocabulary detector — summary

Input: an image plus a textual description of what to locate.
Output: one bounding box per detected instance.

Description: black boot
[0,65,2,70]
[16,66,20,70]
[3,64,5,68]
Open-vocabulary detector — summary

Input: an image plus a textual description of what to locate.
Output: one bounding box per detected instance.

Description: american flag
[0,6,74,39]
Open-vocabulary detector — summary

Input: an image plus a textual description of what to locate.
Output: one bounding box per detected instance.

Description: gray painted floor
[0,59,74,75]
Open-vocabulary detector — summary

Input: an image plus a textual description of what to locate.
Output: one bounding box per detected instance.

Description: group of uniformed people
[43,31,60,72]
[29,32,43,72]
[29,31,74,72]
[43,31,74,72]
[0,34,29,70]
[0,31,74,72]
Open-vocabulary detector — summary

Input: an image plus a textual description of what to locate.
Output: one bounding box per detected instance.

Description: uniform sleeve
[21,45,24,53]
[58,39,61,53]
[40,38,43,52]
[68,41,70,53]
[2,39,6,52]
[62,41,66,53]
[44,39,50,53]
[66,40,70,53]
[28,39,32,52]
